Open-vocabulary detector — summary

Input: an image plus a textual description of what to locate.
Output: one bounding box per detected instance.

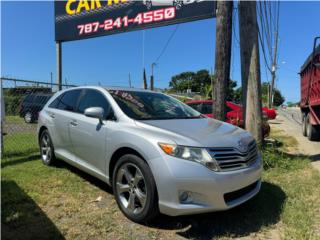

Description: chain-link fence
[0,78,76,158]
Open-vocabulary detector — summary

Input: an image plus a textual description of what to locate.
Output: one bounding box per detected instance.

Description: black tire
[306,113,320,141]
[24,111,34,123]
[145,0,152,10]
[112,154,158,223]
[173,0,183,10]
[39,129,57,165]
[302,114,307,137]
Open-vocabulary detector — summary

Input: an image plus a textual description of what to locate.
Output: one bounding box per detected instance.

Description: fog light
[179,191,192,203]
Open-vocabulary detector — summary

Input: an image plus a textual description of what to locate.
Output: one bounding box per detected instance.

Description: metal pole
[151,63,155,91]
[56,41,62,91]
[0,78,4,158]
[128,73,132,88]
[50,72,53,92]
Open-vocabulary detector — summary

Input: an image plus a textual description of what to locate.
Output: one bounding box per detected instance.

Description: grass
[1,128,320,239]
[5,115,25,124]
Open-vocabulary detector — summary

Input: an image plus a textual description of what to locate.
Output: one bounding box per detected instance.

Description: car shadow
[54,160,286,239]
[145,181,286,239]
[1,154,39,168]
[54,160,113,194]
[1,180,65,240]
[310,154,320,161]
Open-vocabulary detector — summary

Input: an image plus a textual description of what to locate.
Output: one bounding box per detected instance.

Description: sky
[1,1,320,103]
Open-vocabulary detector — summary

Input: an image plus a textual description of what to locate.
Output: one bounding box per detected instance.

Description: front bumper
[149,154,263,216]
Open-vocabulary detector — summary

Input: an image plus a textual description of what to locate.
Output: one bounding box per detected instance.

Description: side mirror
[84,107,105,123]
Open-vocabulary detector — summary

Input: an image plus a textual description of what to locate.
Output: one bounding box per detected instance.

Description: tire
[302,114,307,137]
[112,154,158,223]
[145,0,152,10]
[24,111,34,123]
[173,0,183,10]
[306,113,320,141]
[39,129,57,165]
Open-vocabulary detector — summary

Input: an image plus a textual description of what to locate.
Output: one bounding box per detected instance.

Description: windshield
[108,90,202,120]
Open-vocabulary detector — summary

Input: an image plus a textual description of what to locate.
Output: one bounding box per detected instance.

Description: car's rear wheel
[306,113,320,141]
[40,130,56,165]
[113,154,158,223]
[24,111,34,123]
[173,0,183,10]
[145,0,152,10]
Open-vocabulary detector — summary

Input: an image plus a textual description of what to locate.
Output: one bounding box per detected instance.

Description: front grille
[208,140,258,171]
[224,181,259,204]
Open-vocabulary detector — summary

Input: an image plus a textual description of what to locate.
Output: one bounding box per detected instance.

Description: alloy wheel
[24,112,32,123]
[41,133,52,163]
[116,163,147,215]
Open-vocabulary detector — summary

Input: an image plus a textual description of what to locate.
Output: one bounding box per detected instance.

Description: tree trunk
[213,0,233,121]
[238,0,263,143]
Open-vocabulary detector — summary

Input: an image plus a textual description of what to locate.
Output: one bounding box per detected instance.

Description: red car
[186,100,244,126]
[186,100,270,137]
[262,107,277,120]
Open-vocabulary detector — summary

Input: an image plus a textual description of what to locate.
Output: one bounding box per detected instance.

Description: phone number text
[77,7,176,35]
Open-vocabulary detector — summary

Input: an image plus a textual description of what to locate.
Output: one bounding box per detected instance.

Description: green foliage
[261,82,285,107]
[262,147,309,170]
[168,69,241,103]
[4,94,22,115]
[273,89,285,106]
[169,70,211,93]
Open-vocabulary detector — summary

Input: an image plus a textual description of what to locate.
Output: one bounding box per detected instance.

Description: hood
[135,118,253,148]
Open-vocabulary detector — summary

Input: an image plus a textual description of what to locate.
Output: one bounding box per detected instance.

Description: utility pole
[150,63,156,91]
[269,29,279,108]
[238,0,263,143]
[212,0,233,121]
[128,73,132,88]
[143,68,148,89]
[56,42,62,91]
[50,72,53,92]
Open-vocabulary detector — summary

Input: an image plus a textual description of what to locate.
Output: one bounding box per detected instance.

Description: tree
[169,70,211,93]
[239,0,263,143]
[261,82,285,107]
[273,89,285,106]
[213,0,233,121]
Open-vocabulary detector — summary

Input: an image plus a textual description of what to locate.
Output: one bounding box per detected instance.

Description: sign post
[56,41,62,90]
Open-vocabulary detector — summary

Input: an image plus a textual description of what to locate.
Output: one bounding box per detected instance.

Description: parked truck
[301,37,320,141]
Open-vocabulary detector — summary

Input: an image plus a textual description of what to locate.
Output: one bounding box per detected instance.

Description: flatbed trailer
[300,37,320,141]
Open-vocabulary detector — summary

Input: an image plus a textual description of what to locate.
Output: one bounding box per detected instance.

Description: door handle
[49,113,55,118]
[70,120,78,126]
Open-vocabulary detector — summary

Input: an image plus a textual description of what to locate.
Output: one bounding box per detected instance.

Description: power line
[153,24,179,64]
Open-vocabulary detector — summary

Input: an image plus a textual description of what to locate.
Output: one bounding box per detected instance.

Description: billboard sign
[55,0,216,42]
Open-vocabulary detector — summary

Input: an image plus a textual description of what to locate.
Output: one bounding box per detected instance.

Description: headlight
[158,143,219,171]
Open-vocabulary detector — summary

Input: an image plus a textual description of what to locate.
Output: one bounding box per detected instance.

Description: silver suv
[37,86,262,222]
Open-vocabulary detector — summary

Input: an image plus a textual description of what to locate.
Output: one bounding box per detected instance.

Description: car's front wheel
[39,129,56,165]
[24,111,34,123]
[113,154,158,222]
